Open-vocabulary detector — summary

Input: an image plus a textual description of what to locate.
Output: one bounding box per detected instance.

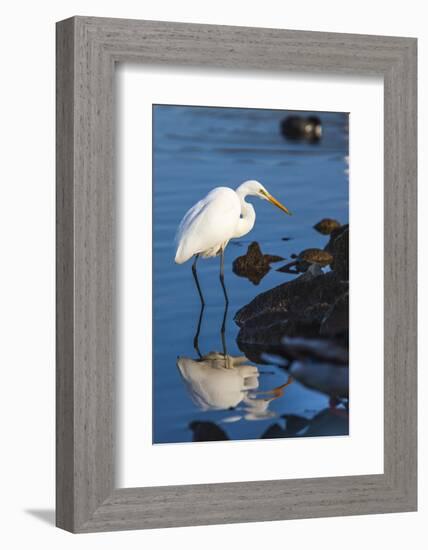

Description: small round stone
[298,248,334,266]
[313,218,342,235]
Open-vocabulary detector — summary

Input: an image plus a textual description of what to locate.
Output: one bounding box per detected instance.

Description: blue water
[153,105,349,444]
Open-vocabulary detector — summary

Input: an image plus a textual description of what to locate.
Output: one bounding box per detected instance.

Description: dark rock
[235,270,344,327]
[313,218,342,235]
[277,249,332,274]
[320,292,349,337]
[234,270,346,347]
[238,316,322,349]
[280,115,322,143]
[299,248,333,266]
[325,224,349,280]
[232,241,284,285]
[276,260,310,274]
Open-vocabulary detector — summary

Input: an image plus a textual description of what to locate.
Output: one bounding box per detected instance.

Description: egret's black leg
[192,254,205,307]
[191,254,205,357]
[219,249,229,305]
[193,302,205,359]
[219,249,229,359]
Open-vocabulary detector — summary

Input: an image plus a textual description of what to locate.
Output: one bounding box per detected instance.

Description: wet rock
[238,315,322,350]
[236,342,289,364]
[278,249,333,273]
[313,218,342,235]
[232,241,284,285]
[235,270,344,327]
[320,292,349,337]
[276,261,309,274]
[280,115,322,143]
[235,270,346,348]
[299,249,333,266]
[325,224,349,280]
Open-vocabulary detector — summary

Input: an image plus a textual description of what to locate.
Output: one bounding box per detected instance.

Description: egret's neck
[234,187,256,238]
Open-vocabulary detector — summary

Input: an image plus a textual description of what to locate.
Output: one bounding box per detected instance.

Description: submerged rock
[232,241,284,285]
[313,218,342,235]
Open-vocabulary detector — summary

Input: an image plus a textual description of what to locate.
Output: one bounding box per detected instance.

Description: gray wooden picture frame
[56,16,417,533]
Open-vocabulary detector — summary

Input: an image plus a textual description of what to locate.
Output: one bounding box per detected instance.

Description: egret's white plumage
[175,180,290,264]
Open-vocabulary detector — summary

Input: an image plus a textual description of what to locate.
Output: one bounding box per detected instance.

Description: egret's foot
[222,355,234,369]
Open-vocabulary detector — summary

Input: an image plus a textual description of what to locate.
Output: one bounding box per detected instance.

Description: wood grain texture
[56,18,76,531]
[56,16,417,533]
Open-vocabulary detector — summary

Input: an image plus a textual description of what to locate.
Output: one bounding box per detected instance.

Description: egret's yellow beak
[262,190,292,215]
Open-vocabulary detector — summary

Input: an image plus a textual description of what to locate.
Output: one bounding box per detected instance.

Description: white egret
[174,180,291,304]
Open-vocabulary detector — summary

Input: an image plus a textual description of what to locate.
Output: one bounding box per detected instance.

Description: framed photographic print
[56,16,417,532]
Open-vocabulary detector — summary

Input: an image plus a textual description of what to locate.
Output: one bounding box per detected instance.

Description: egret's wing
[175,187,240,263]
[175,197,208,244]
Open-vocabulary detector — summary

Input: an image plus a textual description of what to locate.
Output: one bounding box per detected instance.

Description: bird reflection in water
[177,352,292,421]
[178,301,292,421]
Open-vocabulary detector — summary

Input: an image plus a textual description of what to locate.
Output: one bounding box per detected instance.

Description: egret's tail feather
[175,243,192,264]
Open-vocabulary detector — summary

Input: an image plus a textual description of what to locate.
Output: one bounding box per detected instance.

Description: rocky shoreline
[234,222,349,399]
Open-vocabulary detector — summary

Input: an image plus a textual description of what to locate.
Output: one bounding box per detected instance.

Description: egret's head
[238,180,292,216]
